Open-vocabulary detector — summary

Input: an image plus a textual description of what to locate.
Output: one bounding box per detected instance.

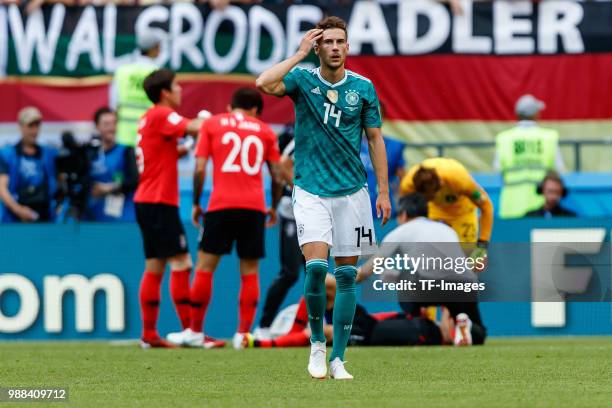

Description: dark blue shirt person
[85,108,138,221]
[0,107,57,223]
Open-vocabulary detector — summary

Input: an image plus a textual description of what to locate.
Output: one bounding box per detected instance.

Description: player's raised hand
[297,29,323,58]
[376,193,392,225]
[192,204,205,228]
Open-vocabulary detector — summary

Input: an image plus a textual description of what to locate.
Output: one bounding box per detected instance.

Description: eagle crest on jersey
[283,66,382,197]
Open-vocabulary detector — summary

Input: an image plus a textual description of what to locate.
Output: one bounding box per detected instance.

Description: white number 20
[221,132,264,176]
[323,103,342,127]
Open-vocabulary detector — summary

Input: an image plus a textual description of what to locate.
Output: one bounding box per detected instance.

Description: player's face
[96,112,117,144]
[315,28,349,70]
[167,80,182,108]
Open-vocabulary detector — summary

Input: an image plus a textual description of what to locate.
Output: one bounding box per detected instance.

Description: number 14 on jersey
[323,103,342,127]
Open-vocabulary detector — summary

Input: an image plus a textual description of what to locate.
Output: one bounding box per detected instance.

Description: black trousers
[259,215,305,328]
[400,301,487,345]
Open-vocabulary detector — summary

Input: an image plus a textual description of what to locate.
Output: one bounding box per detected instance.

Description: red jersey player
[135,68,202,348]
[166,88,281,349]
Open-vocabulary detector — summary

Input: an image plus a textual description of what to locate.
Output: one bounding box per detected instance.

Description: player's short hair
[93,106,114,125]
[413,166,441,193]
[316,16,348,39]
[397,193,429,218]
[231,87,264,115]
[143,68,175,104]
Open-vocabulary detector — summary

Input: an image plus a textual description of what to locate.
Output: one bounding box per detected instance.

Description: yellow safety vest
[114,63,156,147]
[496,125,559,219]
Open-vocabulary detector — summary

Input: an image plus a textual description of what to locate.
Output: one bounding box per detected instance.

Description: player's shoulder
[405,217,460,242]
[442,157,469,173]
[257,121,278,143]
[288,65,317,81]
[243,115,275,136]
[423,157,464,170]
[346,69,372,83]
[146,105,172,119]
[346,70,374,88]
[428,157,471,181]
[290,65,317,75]
[428,220,461,242]
[208,112,230,125]
[256,117,275,135]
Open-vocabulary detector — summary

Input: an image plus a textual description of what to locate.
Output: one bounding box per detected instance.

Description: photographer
[0,107,57,223]
[87,107,138,221]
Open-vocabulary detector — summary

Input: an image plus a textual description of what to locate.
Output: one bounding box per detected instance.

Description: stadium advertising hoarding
[3,219,612,340]
[0,1,611,77]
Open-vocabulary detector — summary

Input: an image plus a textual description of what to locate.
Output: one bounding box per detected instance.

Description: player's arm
[255,29,322,96]
[267,161,283,227]
[192,157,207,227]
[185,118,203,137]
[278,137,295,185]
[365,127,391,225]
[192,122,211,227]
[465,181,494,244]
[461,176,493,272]
[279,155,294,186]
[265,129,283,227]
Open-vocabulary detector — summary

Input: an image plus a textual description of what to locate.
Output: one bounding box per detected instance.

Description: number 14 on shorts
[355,226,373,248]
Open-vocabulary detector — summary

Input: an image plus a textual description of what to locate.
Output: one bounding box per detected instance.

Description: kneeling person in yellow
[400,158,493,270]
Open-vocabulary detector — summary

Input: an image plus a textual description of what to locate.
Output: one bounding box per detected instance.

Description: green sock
[330,265,357,361]
[304,259,328,343]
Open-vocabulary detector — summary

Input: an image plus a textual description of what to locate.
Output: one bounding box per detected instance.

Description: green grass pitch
[1,338,611,407]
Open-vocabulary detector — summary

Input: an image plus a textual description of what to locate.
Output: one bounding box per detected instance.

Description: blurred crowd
[0,92,575,224]
[0,105,138,223]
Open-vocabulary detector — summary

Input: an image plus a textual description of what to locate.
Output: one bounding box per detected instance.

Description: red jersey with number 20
[134,105,189,207]
[195,112,280,213]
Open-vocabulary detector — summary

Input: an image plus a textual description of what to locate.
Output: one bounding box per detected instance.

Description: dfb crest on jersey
[326,90,339,104]
[345,90,360,106]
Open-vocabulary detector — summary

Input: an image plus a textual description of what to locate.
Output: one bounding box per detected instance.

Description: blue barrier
[176,171,612,220]
[2,218,612,339]
[2,172,611,222]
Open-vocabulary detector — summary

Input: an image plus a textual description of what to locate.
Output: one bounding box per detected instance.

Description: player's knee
[169,253,192,271]
[305,259,328,292]
[334,266,357,291]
